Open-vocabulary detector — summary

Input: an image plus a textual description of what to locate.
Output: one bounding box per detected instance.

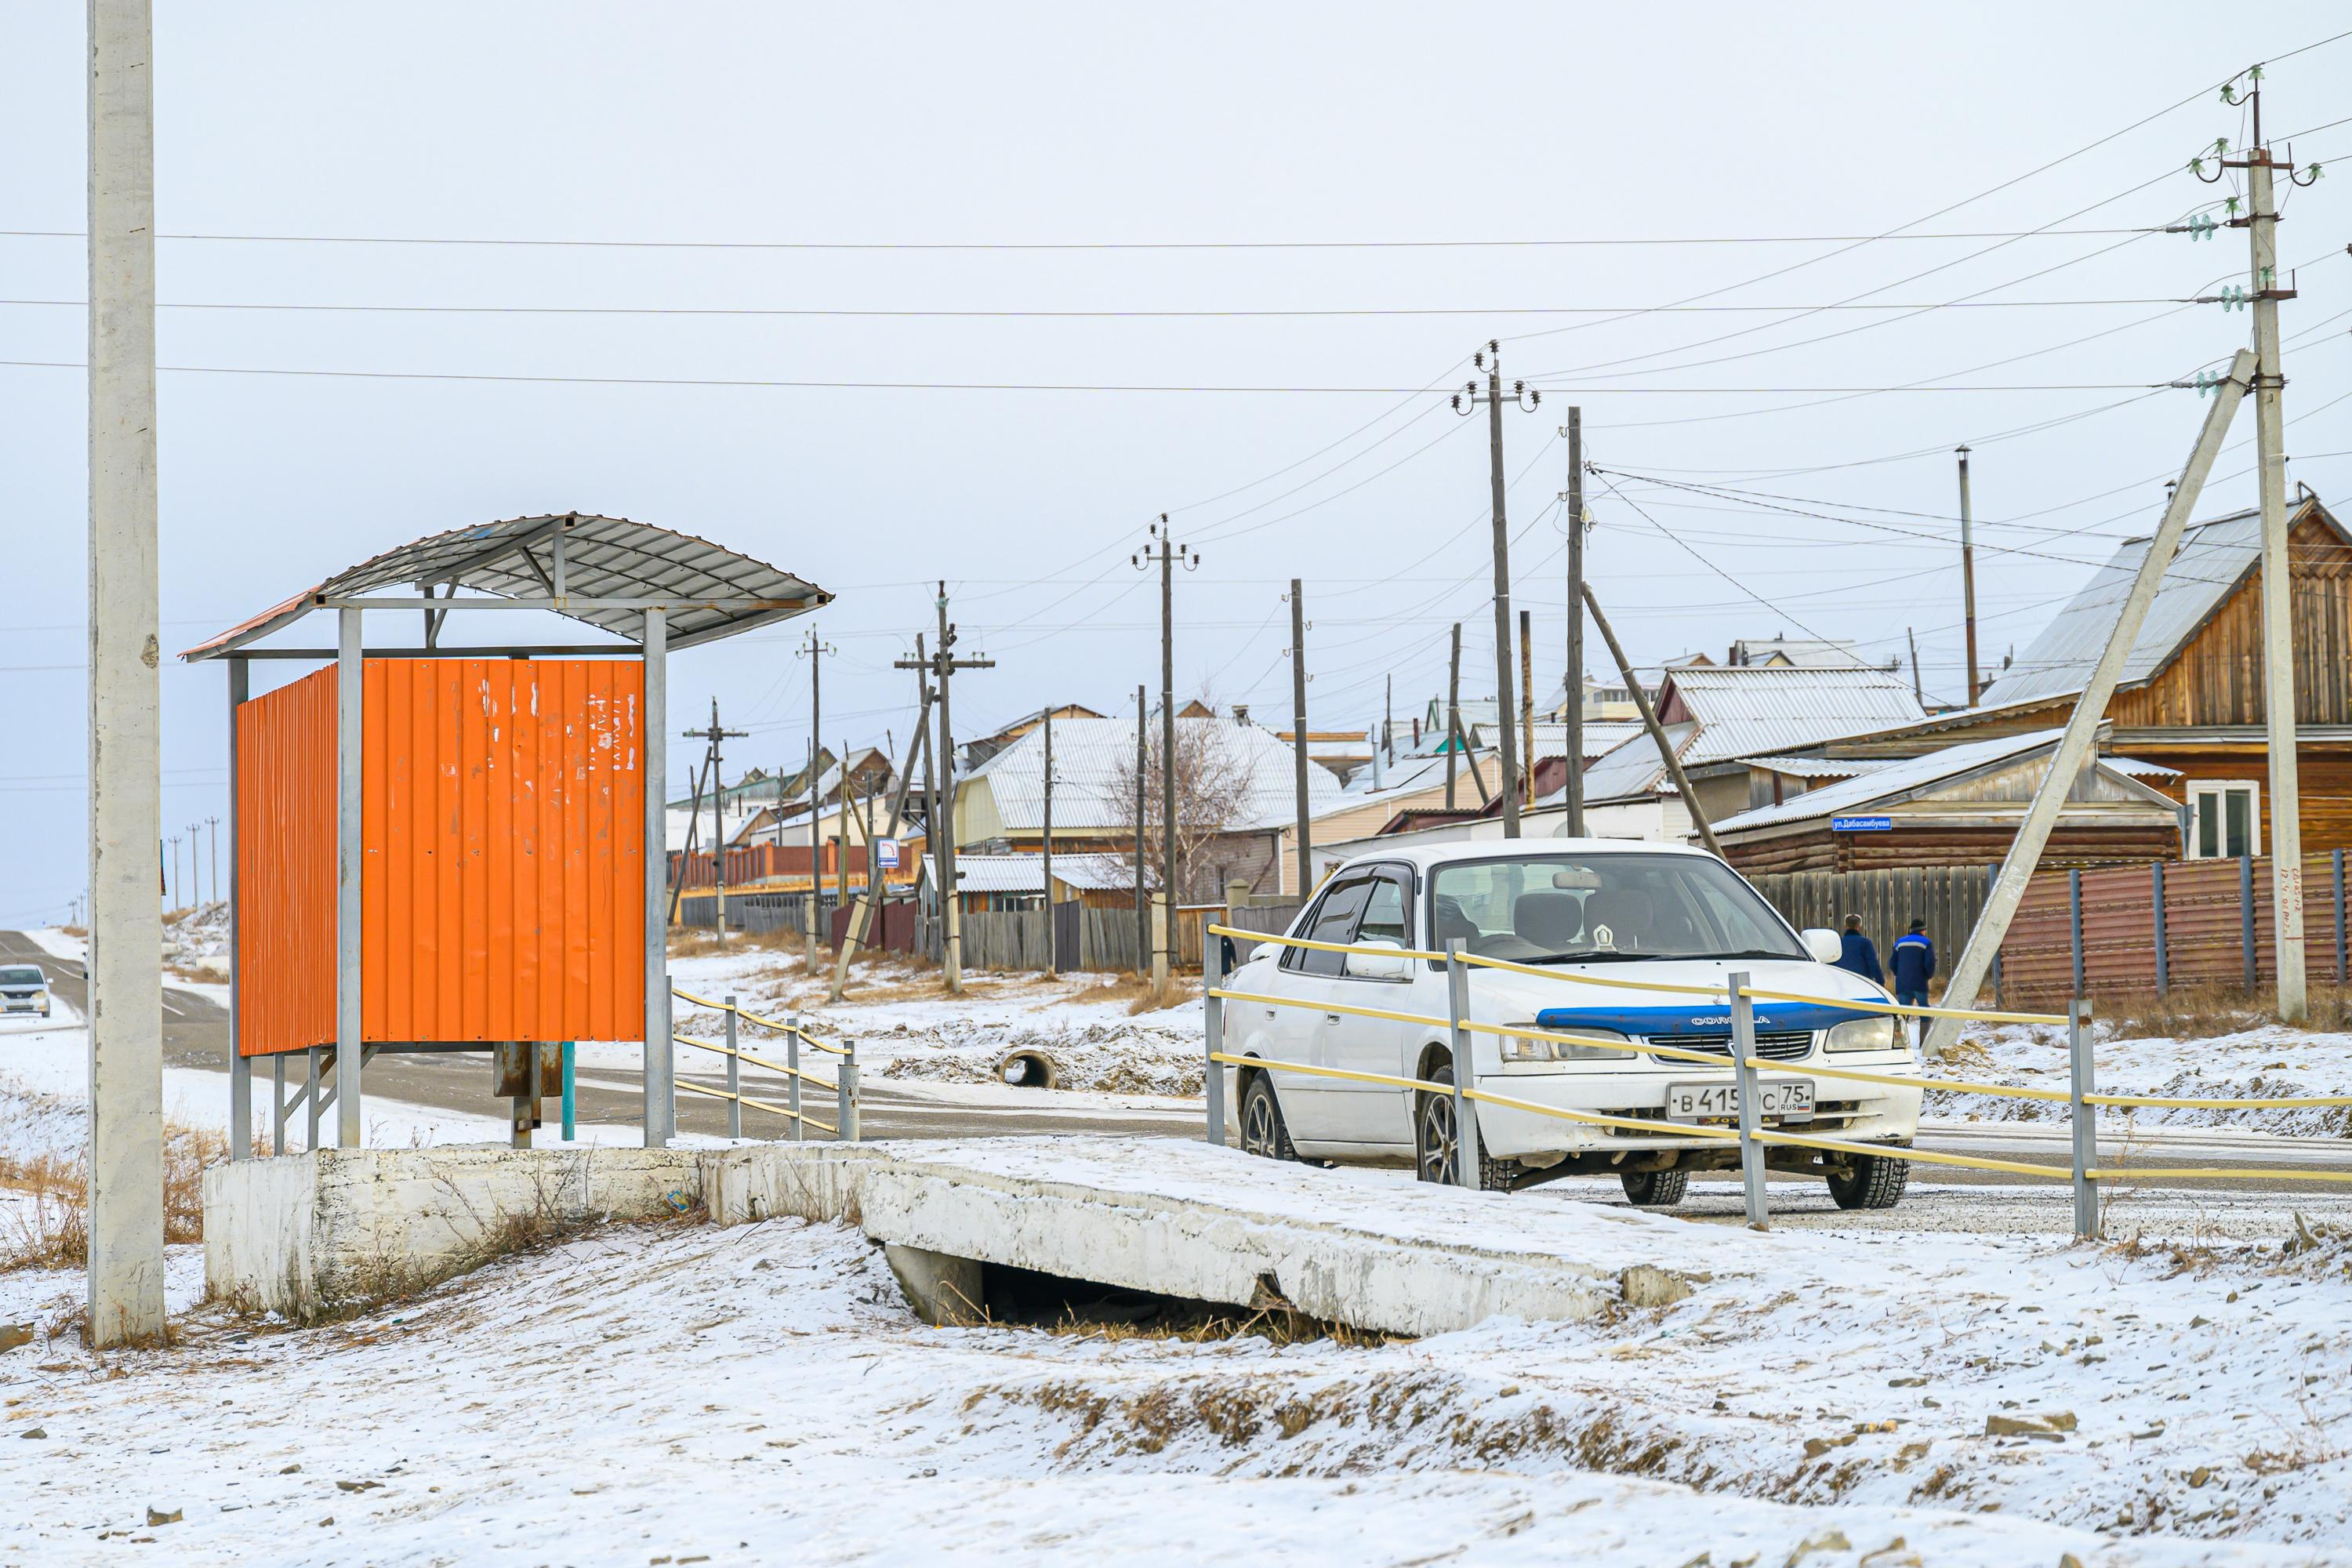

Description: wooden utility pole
[1135,521,1197,984]
[1924,349,2255,1055]
[1563,406,1587,836]
[2227,82,2310,1022]
[1583,583,1723,859]
[829,690,930,1000]
[1453,342,1541,837]
[797,630,834,970]
[1906,627,1924,706]
[683,700,746,938]
[1445,622,1462,811]
[1519,608,1534,808]
[1290,579,1312,898]
[1956,445,1981,705]
[895,588,993,993]
[666,753,713,927]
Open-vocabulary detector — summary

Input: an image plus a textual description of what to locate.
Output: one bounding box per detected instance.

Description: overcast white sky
[4,4,2350,924]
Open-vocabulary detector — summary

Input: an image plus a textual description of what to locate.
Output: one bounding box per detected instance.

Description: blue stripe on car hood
[1534,1002,1876,1035]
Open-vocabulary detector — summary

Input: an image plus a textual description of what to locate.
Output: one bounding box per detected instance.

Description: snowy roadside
[8,1198,2352,1566]
[1936,1022,2352,1139]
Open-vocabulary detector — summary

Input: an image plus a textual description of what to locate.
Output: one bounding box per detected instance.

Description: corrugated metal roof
[964,717,1342,834]
[1744,754,1894,780]
[1579,723,1696,803]
[1976,509,2266,707]
[942,852,1149,895]
[1663,666,1927,764]
[183,513,829,659]
[1710,729,2176,836]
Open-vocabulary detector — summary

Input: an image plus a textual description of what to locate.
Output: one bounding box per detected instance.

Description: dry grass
[2092,983,2352,1039]
[1,1120,228,1272]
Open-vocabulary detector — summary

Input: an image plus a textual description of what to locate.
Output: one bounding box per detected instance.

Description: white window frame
[2184,779,2260,860]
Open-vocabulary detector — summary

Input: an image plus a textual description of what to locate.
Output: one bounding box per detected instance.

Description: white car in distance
[0,964,52,1021]
[1220,841,1920,1209]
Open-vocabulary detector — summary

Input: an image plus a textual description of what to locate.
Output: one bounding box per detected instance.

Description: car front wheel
[1415,1063,1515,1192]
[1621,1168,1690,1208]
[1827,1152,1909,1210]
[1239,1072,1298,1163]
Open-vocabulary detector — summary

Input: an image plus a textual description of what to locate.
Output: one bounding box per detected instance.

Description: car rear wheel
[1415,1063,1515,1192]
[1239,1072,1298,1163]
[1621,1168,1690,1208]
[1827,1152,1909,1210]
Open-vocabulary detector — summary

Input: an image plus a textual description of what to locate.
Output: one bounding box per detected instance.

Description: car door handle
[1325,1013,1343,1024]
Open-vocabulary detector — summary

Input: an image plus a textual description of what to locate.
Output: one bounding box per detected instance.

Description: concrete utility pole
[1956,445,1982,705]
[1289,579,1312,898]
[1135,521,1197,983]
[205,815,220,905]
[1583,583,1724,859]
[87,0,165,1347]
[2224,81,2310,1022]
[1563,407,1587,837]
[684,701,746,938]
[1041,707,1056,975]
[797,630,837,969]
[895,588,992,992]
[1925,349,2256,1056]
[1134,684,1147,970]
[1454,343,1541,837]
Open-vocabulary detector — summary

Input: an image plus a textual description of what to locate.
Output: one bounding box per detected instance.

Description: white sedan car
[1219,840,1920,1209]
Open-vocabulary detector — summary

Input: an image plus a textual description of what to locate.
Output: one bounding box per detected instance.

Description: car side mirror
[1344,938,1412,981]
[1246,942,1273,966]
[1802,928,1844,965]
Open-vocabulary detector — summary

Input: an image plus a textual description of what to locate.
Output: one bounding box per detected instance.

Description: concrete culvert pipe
[996,1049,1061,1090]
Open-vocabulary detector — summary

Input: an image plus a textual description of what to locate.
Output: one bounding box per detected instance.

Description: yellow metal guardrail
[670,989,858,1143]
[1203,921,2352,1229]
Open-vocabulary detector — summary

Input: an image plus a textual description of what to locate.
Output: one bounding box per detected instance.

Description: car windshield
[0,967,43,986]
[1427,852,1806,964]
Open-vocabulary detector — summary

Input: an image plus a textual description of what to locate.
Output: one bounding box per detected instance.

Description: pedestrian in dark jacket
[1891,918,1934,1047]
[1833,913,1882,984]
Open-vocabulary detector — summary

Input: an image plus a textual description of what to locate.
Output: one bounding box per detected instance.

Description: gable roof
[1980,497,2349,708]
[1578,723,1696,804]
[1660,665,1927,764]
[964,716,1344,834]
[1708,729,2176,837]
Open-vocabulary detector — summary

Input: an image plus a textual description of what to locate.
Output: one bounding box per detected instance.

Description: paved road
[9,928,2348,1210]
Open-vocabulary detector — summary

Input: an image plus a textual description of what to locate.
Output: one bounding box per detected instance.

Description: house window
[2187,781,2259,859]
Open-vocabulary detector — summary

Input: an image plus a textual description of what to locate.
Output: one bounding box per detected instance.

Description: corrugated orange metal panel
[236,669,337,1057]
[362,658,645,1044]
[238,657,644,1052]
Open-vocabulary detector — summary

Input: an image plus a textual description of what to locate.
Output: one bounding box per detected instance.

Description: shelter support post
[305,1046,321,1149]
[1924,348,2255,1057]
[336,608,363,1149]
[270,1054,285,1156]
[643,608,674,1147]
[561,1043,575,1142]
[227,655,249,1160]
[1730,971,1768,1230]
[1202,917,1226,1146]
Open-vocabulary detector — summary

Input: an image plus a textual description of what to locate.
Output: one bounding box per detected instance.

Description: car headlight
[1501,1025,1633,1062]
[1826,1015,1900,1053]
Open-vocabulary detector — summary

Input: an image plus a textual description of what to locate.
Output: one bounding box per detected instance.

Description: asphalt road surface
[7,928,2348,1216]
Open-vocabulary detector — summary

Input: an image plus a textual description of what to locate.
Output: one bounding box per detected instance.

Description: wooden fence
[1996,852,2352,1009]
[1748,867,1993,982]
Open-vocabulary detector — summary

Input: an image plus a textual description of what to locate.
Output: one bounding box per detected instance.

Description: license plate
[1665,1080,1813,1122]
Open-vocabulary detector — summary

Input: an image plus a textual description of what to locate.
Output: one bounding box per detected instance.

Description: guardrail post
[561,1042,575,1142]
[2068,997,2099,1240]
[724,995,742,1142]
[787,1011,804,1143]
[2068,869,2085,1000]
[1445,939,1479,1189]
[1203,917,1227,1147]
[837,1040,859,1142]
[2152,862,2169,996]
[1730,969,1768,1230]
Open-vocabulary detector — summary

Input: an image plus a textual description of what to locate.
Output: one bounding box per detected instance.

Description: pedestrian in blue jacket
[1833,913,1882,985]
[1891,918,1935,1047]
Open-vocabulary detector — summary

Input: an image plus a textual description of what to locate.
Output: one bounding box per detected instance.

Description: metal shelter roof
[182,513,830,660]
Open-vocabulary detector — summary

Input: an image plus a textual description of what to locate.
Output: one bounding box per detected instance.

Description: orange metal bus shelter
[183,514,829,1154]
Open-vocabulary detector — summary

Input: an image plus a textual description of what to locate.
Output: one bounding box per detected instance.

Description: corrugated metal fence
[1748,868,1993,982]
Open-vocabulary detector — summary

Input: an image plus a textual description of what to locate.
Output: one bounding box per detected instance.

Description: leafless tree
[1109,715,1254,902]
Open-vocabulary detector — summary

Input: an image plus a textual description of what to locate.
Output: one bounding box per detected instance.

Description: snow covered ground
[5,1184,2351,1565]
[1936,1022,2352,1140]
